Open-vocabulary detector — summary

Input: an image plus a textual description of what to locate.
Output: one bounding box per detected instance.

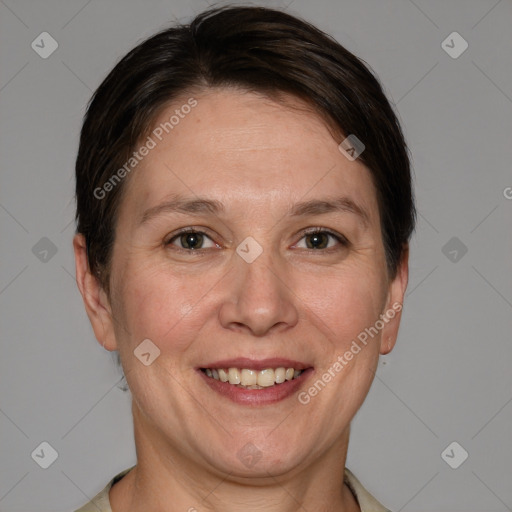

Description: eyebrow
[140,196,225,225]
[140,194,370,228]
[290,197,369,227]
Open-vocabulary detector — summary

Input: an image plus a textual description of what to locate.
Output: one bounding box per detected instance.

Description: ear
[379,245,409,355]
[73,233,118,351]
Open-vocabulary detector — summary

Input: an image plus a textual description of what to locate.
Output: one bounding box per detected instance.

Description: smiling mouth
[200,367,305,389]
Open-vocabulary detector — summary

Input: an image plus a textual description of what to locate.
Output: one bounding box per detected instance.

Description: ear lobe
[379,245,409,355]
[73,233,118,351]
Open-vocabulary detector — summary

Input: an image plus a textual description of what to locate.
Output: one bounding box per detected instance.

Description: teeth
[275,367,286,384]
[241,369,257,386]
[203,366,304,387]
[228,368,241,385]
[257,369,275,387]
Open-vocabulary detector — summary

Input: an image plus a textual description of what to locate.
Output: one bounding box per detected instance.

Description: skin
[74,87,409,512]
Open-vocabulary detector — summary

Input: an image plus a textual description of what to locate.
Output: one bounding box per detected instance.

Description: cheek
[113,261,210,354]
[111,243,388,365]
[301,265,387,350]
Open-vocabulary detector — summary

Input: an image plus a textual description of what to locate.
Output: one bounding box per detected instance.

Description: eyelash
[164,227,350,254]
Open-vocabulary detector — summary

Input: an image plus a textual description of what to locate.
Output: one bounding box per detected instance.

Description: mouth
[197,358,313,405]
[201,366,304,389]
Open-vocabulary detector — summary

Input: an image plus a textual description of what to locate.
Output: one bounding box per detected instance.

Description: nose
[218,247,299,337]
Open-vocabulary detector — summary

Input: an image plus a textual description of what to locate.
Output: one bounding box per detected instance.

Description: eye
[165,227,349,253]
[294,228,349,251]
[166,228,217,251]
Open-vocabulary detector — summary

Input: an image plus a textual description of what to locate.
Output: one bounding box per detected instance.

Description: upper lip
[199,357,312,371]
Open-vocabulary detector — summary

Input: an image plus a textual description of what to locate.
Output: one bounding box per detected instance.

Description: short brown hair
[75,5,416,292]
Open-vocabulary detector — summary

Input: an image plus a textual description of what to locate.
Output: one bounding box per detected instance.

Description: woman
[73,5,415,511]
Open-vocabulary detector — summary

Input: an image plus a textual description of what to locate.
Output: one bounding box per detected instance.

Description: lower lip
[198,368,314,406]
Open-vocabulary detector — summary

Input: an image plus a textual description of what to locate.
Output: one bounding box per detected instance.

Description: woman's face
[86,88,407,477]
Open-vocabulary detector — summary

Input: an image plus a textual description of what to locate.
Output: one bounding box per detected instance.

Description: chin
[203,434,308,479]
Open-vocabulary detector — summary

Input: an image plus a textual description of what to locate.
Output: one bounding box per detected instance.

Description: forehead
[120,88,379,224]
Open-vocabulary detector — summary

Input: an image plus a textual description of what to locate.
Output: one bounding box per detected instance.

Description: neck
[109,402,360,512]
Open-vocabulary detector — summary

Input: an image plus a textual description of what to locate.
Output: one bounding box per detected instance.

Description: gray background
[1,0,511,511]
